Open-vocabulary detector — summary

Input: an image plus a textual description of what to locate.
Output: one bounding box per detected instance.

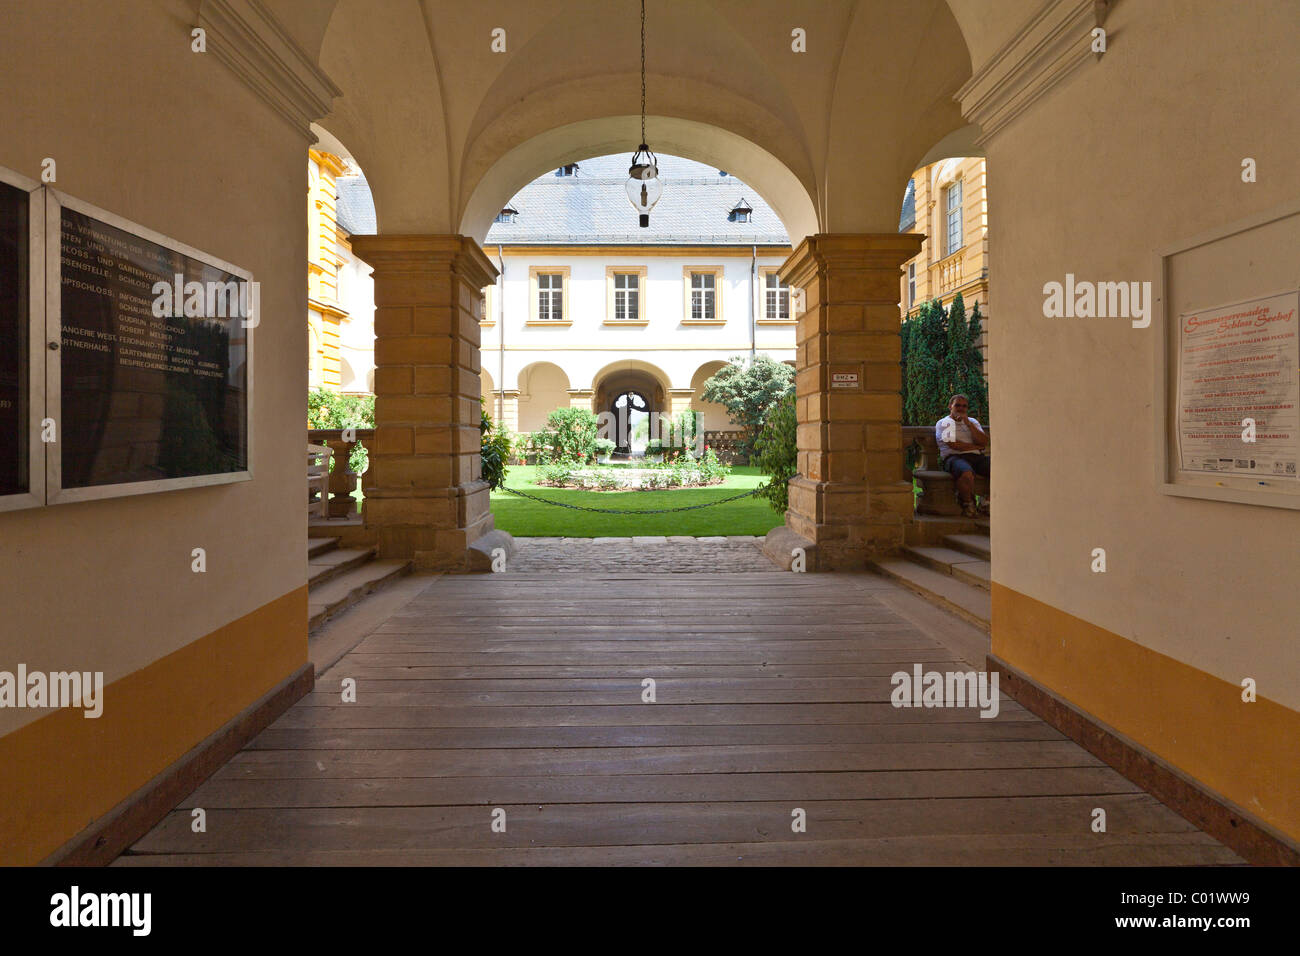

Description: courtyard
[489,465,783,538]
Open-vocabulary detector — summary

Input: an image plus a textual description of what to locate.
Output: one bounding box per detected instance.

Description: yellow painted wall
[0,589,307,865]
[900,156,989,334]
[0,1,308,854]
[308,148,350,392]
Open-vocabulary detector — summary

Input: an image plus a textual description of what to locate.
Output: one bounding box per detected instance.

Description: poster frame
[45,188,254,505]
[0,166,46,513]
[1152,198,1300,510]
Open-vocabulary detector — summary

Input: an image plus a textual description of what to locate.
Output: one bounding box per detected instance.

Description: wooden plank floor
[119,571,1242,866]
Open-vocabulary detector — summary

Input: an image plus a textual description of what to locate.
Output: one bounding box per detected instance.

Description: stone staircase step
[943,533,991,561]
[869,557,991,632]
[308,546,377,588]
[905,514,986,546]
[308,537,340,560]
[901,545,991,590]
[308,559,411,632]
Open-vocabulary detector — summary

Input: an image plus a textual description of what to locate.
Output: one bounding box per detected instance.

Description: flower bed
[538,451,729,491]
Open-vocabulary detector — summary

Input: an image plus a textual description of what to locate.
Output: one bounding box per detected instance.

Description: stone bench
[902,425,989,516]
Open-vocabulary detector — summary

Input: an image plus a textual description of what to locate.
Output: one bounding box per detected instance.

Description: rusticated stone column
[763,234,924,570]
[348,235,504,571]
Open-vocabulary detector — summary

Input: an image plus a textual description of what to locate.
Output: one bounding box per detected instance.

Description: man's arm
[943,414,986,453]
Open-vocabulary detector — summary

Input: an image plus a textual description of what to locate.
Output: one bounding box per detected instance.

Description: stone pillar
[348,234,507,571]
[498,389,520,436]
[764,234,924,570]
[668,388,695,418]
[568,388,595,412]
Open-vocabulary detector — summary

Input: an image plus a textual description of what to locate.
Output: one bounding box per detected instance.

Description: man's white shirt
[936,415,983,461]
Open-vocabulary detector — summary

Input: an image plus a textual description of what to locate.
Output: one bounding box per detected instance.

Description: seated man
[935,393,989,517]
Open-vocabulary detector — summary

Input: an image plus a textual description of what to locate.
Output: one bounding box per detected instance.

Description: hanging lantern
[626,144,661,228]
[625,0,661,228]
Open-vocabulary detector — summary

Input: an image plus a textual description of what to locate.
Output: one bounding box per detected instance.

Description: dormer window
[556,163,579,177]
[494,205,518,224]
[729,198,753,223]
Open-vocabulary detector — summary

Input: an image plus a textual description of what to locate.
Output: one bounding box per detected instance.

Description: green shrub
[479,399,513,491]
[308,388,374,429]
[594,437,616,459]
[665,409,701,457]
[540,457,581,485]
[545,407,600,462]
[519,430,556,463]
[754,391,797,514]
[307,388,374,473]
[696,446,728,482]
[700,355,794,462]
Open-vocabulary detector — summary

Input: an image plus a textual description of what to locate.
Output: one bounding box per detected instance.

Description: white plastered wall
[987,0,1300,708]
[0,1,307,734]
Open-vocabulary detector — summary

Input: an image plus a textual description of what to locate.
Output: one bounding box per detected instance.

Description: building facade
[307,148,374,394]
[350,153,798,438]
[898,157,989,350]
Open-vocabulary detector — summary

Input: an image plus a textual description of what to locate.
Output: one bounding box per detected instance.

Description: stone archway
[325,0,978,571]
[592,360,672,456]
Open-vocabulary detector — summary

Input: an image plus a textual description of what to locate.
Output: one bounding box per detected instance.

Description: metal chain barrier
[498,484,761,515]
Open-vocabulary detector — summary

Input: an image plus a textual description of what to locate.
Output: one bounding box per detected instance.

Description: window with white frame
[537,272,564,320]
[764,272,790,320]
[945,180,963,256]
[907,262,916,307]
[614,272,639,320]
[690,272,716,320]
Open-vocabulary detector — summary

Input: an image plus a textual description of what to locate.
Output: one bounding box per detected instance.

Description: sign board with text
[46,191,253,504]
[1154,198,1300,510]
[1175,291,1298,480]
[0,169,44,512]
[830,367,862,390]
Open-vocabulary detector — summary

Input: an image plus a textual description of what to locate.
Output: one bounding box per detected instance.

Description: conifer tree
[904,300,947,425]
[963,300,989,423]
[943,292,971,407]
[900,296,991,425]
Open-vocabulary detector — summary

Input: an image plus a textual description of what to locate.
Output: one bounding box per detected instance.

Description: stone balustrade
[902,424,989,515]
[307,428,374,519]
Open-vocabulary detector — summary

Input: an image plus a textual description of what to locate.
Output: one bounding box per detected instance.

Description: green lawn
[489,465,785,537]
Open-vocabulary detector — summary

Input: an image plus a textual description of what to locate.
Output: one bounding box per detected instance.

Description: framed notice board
[45,191,253,503]
[1154,199,1300,510]
[0,167,44,513]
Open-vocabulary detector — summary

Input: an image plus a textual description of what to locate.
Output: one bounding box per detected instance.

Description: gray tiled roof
[899,178,916,232]
[485,154,789,246]
[335,175,377,235]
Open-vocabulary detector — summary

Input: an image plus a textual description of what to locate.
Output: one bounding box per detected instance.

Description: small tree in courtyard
[545,406,600,462]
[700,354,795,462]
[754,390,797,513]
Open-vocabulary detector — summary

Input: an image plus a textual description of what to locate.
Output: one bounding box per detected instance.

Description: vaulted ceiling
[262,0,1037,239]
